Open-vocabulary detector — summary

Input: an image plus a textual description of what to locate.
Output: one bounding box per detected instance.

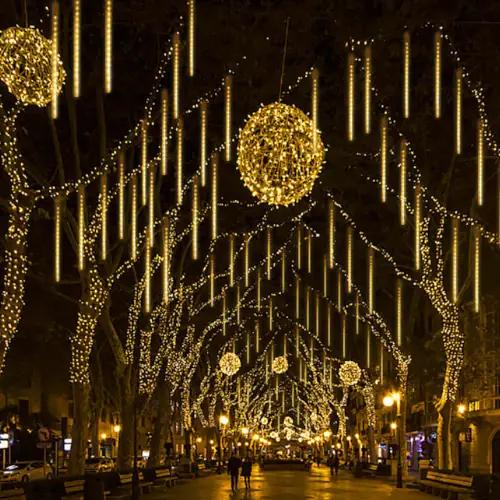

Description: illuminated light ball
[339,360,362,386]
[0,27,65,106]
[260,417,269,425]
[237,102,325,206]
[219,352,241,376]
[272,355,288,374]
[284,416,293,427]
[270,431,278,439]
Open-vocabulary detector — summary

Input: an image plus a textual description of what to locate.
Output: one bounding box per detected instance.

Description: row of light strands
[346,30,490,312]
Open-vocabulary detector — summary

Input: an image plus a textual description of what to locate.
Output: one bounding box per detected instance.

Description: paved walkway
[148,466,429,499]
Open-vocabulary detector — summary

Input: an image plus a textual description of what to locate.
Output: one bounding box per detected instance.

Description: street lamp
[384,391,403,488]
[217,415,228,473]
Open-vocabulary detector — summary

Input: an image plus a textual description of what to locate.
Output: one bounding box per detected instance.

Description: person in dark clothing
[316,455,321,467]
[227,453,242,492]
[241,453,253,489]
[333,454,340,475]
[327,455,334,476]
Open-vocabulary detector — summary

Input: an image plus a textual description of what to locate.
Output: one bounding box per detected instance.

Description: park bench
[61,478,85,499]
[419,470,474,499]
[105,471,153,499]
[152,467,177,488]
[0,489,26,500]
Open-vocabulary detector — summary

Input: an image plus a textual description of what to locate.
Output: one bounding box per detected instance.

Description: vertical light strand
[236,285,241,324]
[224,75,232,162]
[255,320,260,353]
[477,119,484,207]
[162,216,170,305]
[367,247,374,314]
[364,44,371,134]
[347,51,355,141]
[200,100,207,186]
[141,120,148,206]
[380,116,388,203]
[176,118,183,205]
[346,226,353,293]
[473,226,481,313]
[256,267,261,311]
[295,324,299,358]
[187,0,195,77]
[434,31,441,119]
[211,153,218,240]
[117,151,125,240]
[355,292,360,335]
[305,286,310,330]
[415,183,422,270]
[266,227,272,279]
[100,173,108,261]
[451,218,459,303]
[315,292,320,337]
[130,175,137,260]
[268,297,273,331]
[246,332,250,364]
[341,314,347,359]
[244,235,250,287]
[160,89,168,176]
[295,275,300,319]
[399,138,407,225]
[309,337,314,366]
[455,68,462,155]
[328,199,335,268]
[281,252,286,292]
[311,68,319,150]
[307,229,312,274]
[192,175,199,260]
[72,0,81,98]
[229,234,235,286]
[172,32,180,119]
[222,291,226,336]
[144,234,151,314]
[380,346,384,384]
[210,254,215,307]
[51,0,60,119]
[148,167,155,247]
[403,30,410,119]
[336,270,343,312]
[296,224,302,269]
[54,195,62,282]
[396,279,403,346]
[77,186,85,271]
[366,325,371,368]
[104,0,112,94]
[323,255,328,297]
[327,303,331,347]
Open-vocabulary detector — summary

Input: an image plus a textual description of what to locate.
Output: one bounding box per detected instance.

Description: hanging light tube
[400,138,407,225]
[160,89,168,176]
[455,68,462,155]
[72,0,81,98]
[477,119,484,207]
[117,151,125,240]
[328,199,335,268]
[188,0,195,77]
[200,100,207,186]
[176,118,183,205]
[380,116,388,203]
[347,52,355,141]
[281,251,286,292]
[434,31,441,119]
[148,167,154,247]
[266,227,272,279]
[244,235,250,287]
[211,153,218,240]
[396,279,403,346]
[162,216,170,305]
[368,247,374,313]
[347,226,353,293]
[54,195,62,282]
[451,218,459,303]
[100,173,108,261]
[172,32,180,119]
[192,175,199,260]
[130,175,137,260]
[229,234,235,286]
[51,0,60,119]
[77,186,85,271]
[415,183,422,270]
[364,44,371,134]
[210,254,215,307]
[473,226,481,313]
[403,30,410,119]
[224,75,232,162]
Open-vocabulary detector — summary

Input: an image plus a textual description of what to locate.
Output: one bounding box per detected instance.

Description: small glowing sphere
[390,422,397,430]
[252,434,260,441]
[219,352,241,376]
[284,416,293,427]
[113,425,121,433]
[457,404,466,415]
[100,433,107,440]
[0,27,65,106]
[196,437,202,443]
[323,430,332,439]
[219,415,229,426]
[261,417,269,425]
[339,361,362,386]
[272,355,289,374]
[237,102,324,206]
[241,427,249,435]
[270,431,278,439]
[383,395,395,407]
[354,433,360,440]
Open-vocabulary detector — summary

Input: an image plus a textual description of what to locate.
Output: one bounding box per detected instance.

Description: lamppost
[217,415,228,473]
[383,392,403,488]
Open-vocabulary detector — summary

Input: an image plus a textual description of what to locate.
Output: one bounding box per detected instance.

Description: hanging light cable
[477,119,484,207]
[328,199,335,268]
[347,51,355,141]
[311,68,319,150]
[364,44,372,134]
[367,247,374,313]
[118,151,125,240]
[148,167,155,247]
[473,225,481,313]
[187,0,195,77]
[192,175,199,260]
[224,75,232,162]
[176,118,183,205]
[172,32,180,119]
[451,217,459,303]
[455,68,462,155]
[100,173,108,261]
[104,0,112,94]
[144,234,151,313]
[396,278,403,346]
[346,225,353,293]
[434,31,441,119]
[72,0,81,98]
[77,186,85,271]
[200,100,207,186]
[400,138,407,225]
[403,30,410,118]
[162,216,170,304]
[51,0,60,119]
[160,89,168,176]
[54,195,62,282]
[130,175,137,260]
[380,115,388,203]
[415,183,422,270]
[211,153,218,240]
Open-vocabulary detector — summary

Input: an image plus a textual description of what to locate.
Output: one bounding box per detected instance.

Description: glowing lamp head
[392,392,401,402]
[219,415,229,426]
[346,435,351,441]
[252,434,260,441]
[209,439,214,445]
[383,395,395,407]
[100,433,107,440]
[390,422,397,430]
[323,430,332,439]
[336,443,341,449]
[457,404,466,415]
[354,433,360,440]
[113,425,121,433]
[241,427,249,436]
[196,437,202,443]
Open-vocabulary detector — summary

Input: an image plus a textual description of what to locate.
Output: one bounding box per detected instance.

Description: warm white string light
[130,175,137,260]
[396,278,403,346]
[72,0,81,98]
[77,186,85,271]
[118,151,125,240]
[455,68,462,155]
[403,30,410,118]
[211,153,218,240]
[380,115,388,203]
[311,68,319,150]
[267,227,272,279]
[192,175,199,260]
[451,217,459,303]
[144,235,151,313]
[161,89,168,176]
[172,32,180,119]
[347,52,355,141]
[473,225,480,313]
[200,100,207,186]
[415,182,422,270]
[177,118,183,205]
[162,216,170,305]
[188,0,195,77]
[434,31,441,119]
[51,0,60,119]
[367,247,374,314]
[399,138,407,225]
[477,119,484,207]
[328,200,335,268]
[364,44,371,134]
[346,225,353,293]
[225,75,232,162]
[54,195,62,282]
[104,0,112,94]
[141,120,148,206]
[100,173,108,261]
[148,167,155,247]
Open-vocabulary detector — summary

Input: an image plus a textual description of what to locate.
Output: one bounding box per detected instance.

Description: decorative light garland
[104,0,112,94]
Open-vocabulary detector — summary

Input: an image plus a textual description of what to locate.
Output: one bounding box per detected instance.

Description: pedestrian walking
[316,455,321,467]
[333,453,340,476]
[241,453,253,489]
[327,455,334,476]
[227,452,242,492]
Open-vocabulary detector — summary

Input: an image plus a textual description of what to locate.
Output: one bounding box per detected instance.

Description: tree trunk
[68,382,90,475]
[148,380,170,467]
[117,367,134,471]
[367,426,377,464]
[399,396,408,476]
[437,399,453,470]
